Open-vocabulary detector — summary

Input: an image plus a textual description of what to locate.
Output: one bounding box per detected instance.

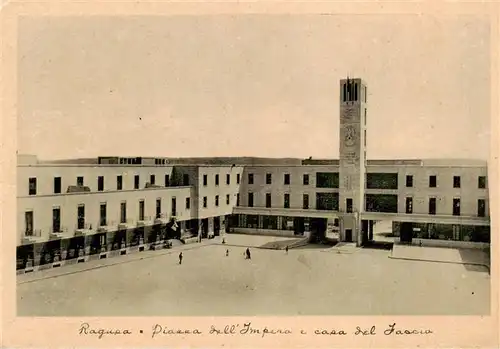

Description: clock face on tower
[344,125,357,146]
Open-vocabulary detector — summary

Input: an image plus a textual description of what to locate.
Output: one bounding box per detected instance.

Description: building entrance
[345,229,352,242]
[293,217,305,235]
[214,216,221,236]
[310,218,327,243]
[400,222,413,244]
[201,218,209,238]
[361,220,395,249]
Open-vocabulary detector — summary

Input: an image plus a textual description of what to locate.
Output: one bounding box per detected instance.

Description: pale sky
[17,15,491,160]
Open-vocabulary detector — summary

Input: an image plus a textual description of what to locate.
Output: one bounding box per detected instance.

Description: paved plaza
[17,235,490,316]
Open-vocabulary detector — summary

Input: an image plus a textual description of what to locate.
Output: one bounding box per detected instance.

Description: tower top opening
[340,78,367,104]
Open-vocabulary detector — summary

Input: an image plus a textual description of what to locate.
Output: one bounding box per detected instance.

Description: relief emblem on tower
[343,107,355,122]
[344,125,357,147]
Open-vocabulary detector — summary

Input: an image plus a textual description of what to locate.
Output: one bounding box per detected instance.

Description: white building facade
[16,78,490,273]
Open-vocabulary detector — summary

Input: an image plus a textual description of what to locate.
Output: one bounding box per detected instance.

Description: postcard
[1,1,498,348]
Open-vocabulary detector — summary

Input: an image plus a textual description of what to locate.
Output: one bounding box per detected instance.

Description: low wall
[288,237,310,249]
[229,228,297,238]
[404,238,489,250]
[182,237,199,245]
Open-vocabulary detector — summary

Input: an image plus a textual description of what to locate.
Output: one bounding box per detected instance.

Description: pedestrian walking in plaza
[246,248,251,260]
[226,249,229,257]
[178,252,183,265]
[285,245,289,254]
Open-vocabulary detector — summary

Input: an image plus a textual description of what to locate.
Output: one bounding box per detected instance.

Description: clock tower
[338,78,367,246]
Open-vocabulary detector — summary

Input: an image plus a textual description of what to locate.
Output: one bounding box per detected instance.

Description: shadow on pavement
[292,244,333,250]
[361,241,394,250]
[378,232,396,238]
[259,239,303,250]
[459,248,490,274]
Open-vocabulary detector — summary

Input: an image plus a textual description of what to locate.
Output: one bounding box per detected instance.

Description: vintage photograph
[15,14,491,317]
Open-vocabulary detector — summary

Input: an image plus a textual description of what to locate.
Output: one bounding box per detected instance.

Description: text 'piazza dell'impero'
[78,322,433,340]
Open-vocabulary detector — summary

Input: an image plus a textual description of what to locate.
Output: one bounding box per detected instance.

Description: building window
[215,195,219,207]
[346,198,353,213]
[248,173,254,185]
[303,194,309,209]
[28,177,37,195]
[97,176,104,191]
[215,174,219,186]
[284,193,290,208]
[266,173,272,185]
[183,174,189,186]
[405,197,413,214]
[428,198,436,215]
[100,203,107,226]
[248,192,254,207]
[150,174,155,185]
[316,172,340,188]
[203,174,208,186]
[429,175,437,188]
[54,177,61,194]
[478,199,486,217]
[266,193,272,208]
[203,196,208,208]
[226,174,230,185]
[117,175,123,190]
[186,197,191,210]
[366,173,398,189]
[237,174,240,184]
[120,202,127,224]
[406,175,413,188]
[364,108,367,125]
[303,174,309,185]
[317,192,340,211]
[165,174,170,187]
[364,130,367,147]
[52,207,61,233]
[478,176,487,189]
[25,211,34,236]
[77,176,84,186]
[77,205,85,229]
[226,194,230,205]
[236,193,240,206]
[453,198,461,216]
[453,176,461,188]
[284,174,290,185]
[172,197,177,217]
[138,200,145,221]
[156,198,161,218]
[134,175,140,189]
